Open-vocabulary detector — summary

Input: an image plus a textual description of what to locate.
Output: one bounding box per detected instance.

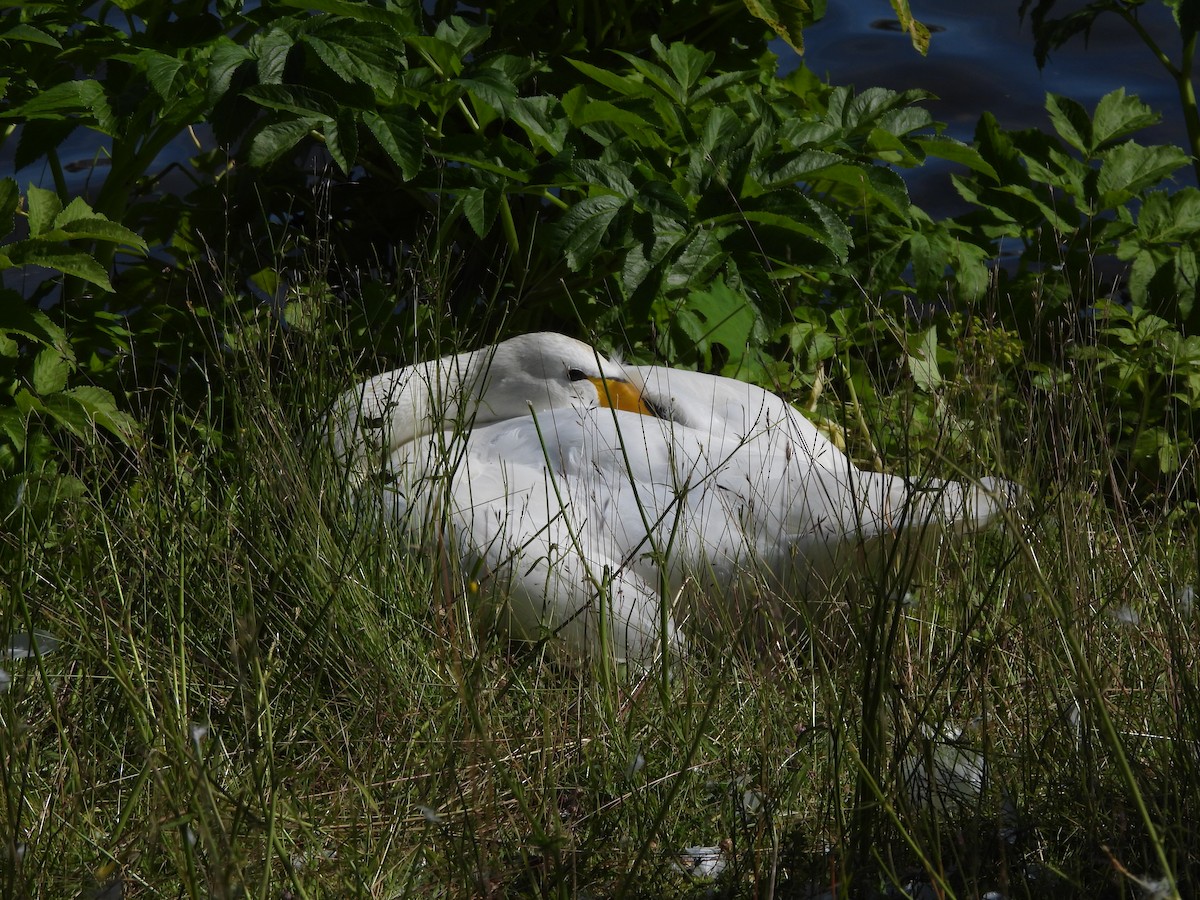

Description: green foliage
[0,179,141,525]
[949,89,1200,486]
[1019,0,1200,182]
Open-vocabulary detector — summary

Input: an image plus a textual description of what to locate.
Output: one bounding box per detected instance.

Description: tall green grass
[1,294,1196,899]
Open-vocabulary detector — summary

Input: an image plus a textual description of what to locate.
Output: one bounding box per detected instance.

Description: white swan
[332,333,1015,665]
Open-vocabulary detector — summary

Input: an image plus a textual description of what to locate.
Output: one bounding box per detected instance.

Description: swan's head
[473,332,651,421]
[332,333,654,479]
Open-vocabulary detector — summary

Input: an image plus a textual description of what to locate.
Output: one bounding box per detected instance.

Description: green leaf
[0,178,18,238]
[303,28,399,94]
[254,27,295,84]
[555,195,627,271]
[460,187,498,238]
[25,186,62,238]
[561,87,655,136]
[741,0,817,54]
[406,35,464,78]
[756,150,843,188]
[324,110,359,173]
[912,136,999,180]
[0,302,65,349]
[209,39,254,104]
[0,23,62,47]
[242,84,339,120]
[60,386,139,444]
[654,36,714,99]
[8,81,117,135]
[144,52,186,100]
[887,0,930,54]
[3,243,112,290]
[31,347,70,395]
[1097,143,1190,204]
[1090,88,1160,150]
[678,277,764,376]
[908,325,941,392]
[566,58,655,99]
[508,96,566,155]
[1045,93,1092,154]
[363,110,423,180]
[55,216,148,252]
[248,119,320,168]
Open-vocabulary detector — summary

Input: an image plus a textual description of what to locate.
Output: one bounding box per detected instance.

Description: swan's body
[332,333,1014,665]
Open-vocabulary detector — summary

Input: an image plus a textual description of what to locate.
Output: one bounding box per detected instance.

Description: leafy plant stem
[455,97,481,134]
[1115,5,1200,182]
[499,194,521,264]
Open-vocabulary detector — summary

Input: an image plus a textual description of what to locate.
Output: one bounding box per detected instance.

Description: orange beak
[588,377,653,416]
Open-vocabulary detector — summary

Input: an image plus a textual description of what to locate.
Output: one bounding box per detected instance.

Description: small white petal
[4,630,60,660]
[1178,585,1194,615]
[625,751,645,779]
[417,804,445,824]
[674,846,727,879]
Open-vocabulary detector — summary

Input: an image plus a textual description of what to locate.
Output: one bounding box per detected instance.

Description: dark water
[779,0,1195,214]
[3,2,1194,211]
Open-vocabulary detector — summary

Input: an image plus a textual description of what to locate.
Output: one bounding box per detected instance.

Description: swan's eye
[567,367,590,382]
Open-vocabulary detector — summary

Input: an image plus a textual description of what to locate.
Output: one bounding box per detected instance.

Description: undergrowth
[1,291,1196,899]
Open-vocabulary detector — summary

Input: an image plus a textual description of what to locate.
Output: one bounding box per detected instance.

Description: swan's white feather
[334,333,1016,665]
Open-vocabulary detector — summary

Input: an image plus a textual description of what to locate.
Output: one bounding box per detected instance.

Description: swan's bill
[588,376,654,416]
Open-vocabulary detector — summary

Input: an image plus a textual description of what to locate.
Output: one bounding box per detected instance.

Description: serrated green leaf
[0,301,65,349]
[4,243,112,290]
[566,58,655,98]
[741,0,815,54]
[1091,88,1160,150]
[40,392,93,440]
[679,277,763,376]
[248,119,320,168]
[58,217,146,251]
[363,110,422,180]
[561,87,656,137]
[555,195,627,271]
[460,187,498,238]
[653,36,713,99]
[31,347,70,395]
[303,31,398,94]
[0,178,17,238]
[406,34,463,78]
[508,96,566,155]
[908,325,941,391]
[145,52,186,100]
[1046,93,1092,154]
[324,111,359,173]
[209,38,253,103]
[613,51,681,103]
[9,80,116,135]
[0,23,61,47]
[254,27,295,84]
[912,136,999,180]
[1098,143,1190,203]
[243,84,339,120]
[60,386,139,443]
[757,150,842,188]
[25,185,62,237]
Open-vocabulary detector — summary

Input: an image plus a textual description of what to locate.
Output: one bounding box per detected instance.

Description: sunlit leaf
[741,0,817,54]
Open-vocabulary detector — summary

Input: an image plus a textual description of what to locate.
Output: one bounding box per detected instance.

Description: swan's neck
[336,347,490,476]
